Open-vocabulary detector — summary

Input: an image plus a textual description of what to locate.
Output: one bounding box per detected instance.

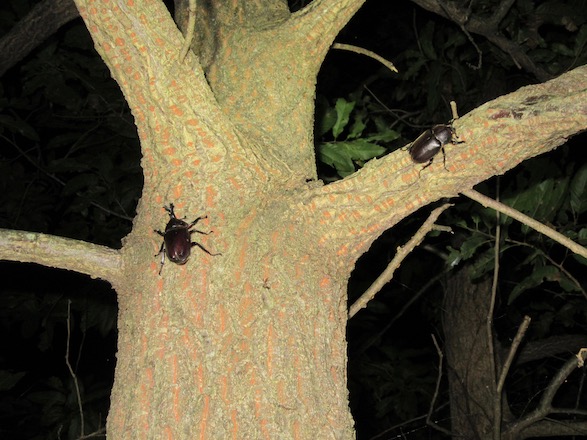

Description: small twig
[495,315,531,438]
[179,0,196,62]
[426,335,452,436]
[489,180,500,440]
[66,300,85,437]
[504,349,587,438]
[461,189,587,260]
[497,316,531,394]
[332,43,398,75]
[349,204,452,318]
[449,101,459,120]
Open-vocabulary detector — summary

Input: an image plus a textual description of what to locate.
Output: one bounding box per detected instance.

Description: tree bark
[443,267,496,439]
[1,0,586,437]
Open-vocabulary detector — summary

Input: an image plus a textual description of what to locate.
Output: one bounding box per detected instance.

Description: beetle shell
[409,124,456,168]
[155,203,219,274]
[163,218,193,264]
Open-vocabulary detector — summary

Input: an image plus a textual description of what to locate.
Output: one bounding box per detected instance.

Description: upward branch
[291,0,367,64]
[73,0,249,192]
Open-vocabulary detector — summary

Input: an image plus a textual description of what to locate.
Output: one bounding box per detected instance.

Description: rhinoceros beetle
[409,124,459,171]
[154,203,220,274]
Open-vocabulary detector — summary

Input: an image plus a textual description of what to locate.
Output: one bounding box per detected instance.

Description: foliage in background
[319,1,587,437]
[0,1,133,438]
[0,10,141,247]
[1,0,587,438]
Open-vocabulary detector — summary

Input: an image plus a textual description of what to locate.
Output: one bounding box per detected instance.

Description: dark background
[1,0,586,438]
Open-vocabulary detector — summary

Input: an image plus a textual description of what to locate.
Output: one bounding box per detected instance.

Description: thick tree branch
[0,229,121,283]
[73,0,243,182]
[0,0,80,77]
[301,64,587,260]
[292,0,366,61]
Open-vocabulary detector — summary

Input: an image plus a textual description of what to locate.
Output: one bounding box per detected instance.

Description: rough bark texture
[3,0,581,437]
[443,268,496,439]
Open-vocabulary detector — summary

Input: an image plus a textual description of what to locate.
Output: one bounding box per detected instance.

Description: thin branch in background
[349,203,452,318]
[77,427,107,439]
[332,43,399,75]
[3,135,133,222]
[66,300,85,438]
[497,315,531,395]
[179,0,196,62]
[507,239,587,299]
[504,349,587,438]
[362,85,420,129]
[489,179,500,440]
[356,269,447,355]
[461,189,587,261]
[436,1,482,70]
[426,334,452,436]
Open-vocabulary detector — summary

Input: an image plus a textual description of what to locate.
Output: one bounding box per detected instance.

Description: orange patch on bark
[199,395,210,439]
[169,105,183,116]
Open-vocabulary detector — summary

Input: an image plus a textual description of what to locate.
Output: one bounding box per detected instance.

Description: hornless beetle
[409,124,459,171]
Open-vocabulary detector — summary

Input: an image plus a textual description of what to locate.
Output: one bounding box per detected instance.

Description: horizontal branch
[0,229,121,283]
[299,64,587,257]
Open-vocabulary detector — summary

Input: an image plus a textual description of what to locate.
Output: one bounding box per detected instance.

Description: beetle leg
[191,242,222,256]
[189,215,208,227]
[153,230,167,274]
[158,251,166,275]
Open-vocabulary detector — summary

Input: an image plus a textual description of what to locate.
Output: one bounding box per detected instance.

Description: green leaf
[455,234,489,261]
[332,98,355,139]
[0,370,27,391]
[508,265,559,304]
[347,109,367,139]
[570,163,587,214]
[0,114,39,141]
[318,140,385,177]
[318,142,355,176]
[315,95,337,137]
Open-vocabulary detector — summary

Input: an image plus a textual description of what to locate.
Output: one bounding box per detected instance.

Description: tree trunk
[443,267,497,439]
[1,0,585,438]
[109,216,356,437]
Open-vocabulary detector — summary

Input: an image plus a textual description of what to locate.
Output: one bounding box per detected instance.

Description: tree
[1,0,586,438]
